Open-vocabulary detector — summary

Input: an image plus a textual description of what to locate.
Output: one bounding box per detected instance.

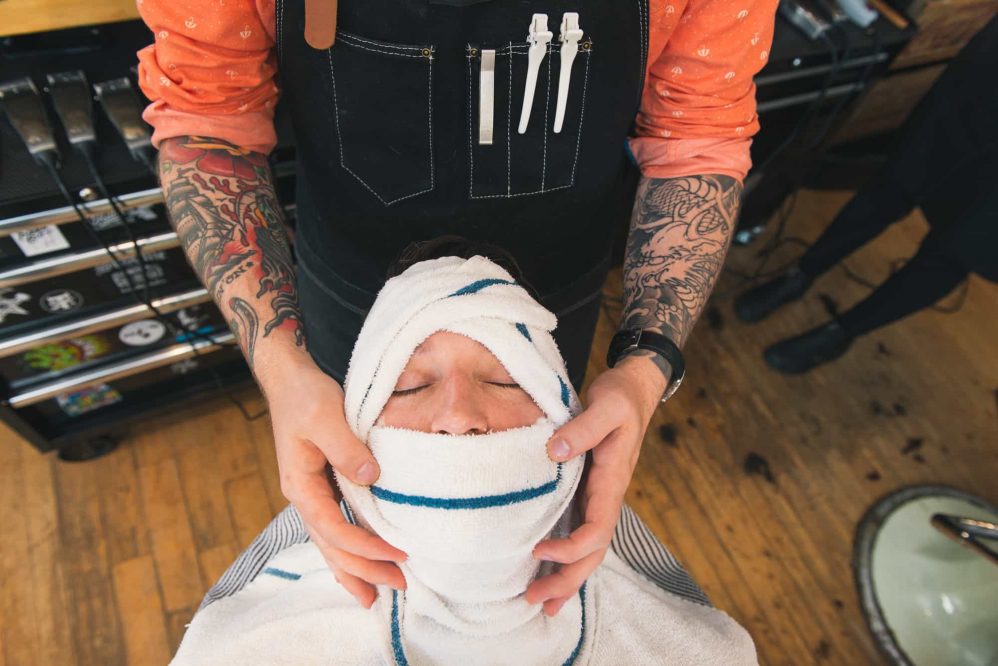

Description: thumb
[546,402,616,462]
[313,423,380,487]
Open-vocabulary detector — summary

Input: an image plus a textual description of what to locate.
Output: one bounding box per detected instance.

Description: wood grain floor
[1,188,996,666]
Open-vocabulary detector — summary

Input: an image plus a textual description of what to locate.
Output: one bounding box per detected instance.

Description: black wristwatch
[606,328,686,403]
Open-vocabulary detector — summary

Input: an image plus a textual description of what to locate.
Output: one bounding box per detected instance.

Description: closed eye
[391,385,428,397]
[390,382,521,397]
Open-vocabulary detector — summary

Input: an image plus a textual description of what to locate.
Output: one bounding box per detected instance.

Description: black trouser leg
[837,231,969,337]
[797,180,916,279]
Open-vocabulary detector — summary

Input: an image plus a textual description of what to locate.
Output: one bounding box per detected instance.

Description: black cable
[725,23,860,294]
[805,24,880,152]
[38,151,267,421]
[753,29,844,177]
[79,146,156,307]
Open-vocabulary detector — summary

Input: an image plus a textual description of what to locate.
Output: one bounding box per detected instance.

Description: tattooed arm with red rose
[159,136,408,607]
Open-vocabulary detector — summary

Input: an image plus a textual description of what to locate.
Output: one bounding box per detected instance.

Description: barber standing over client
[138,0,777,616]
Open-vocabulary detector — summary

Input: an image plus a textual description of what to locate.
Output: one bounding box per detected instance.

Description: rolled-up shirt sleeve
[136,0,279,154]
[630,0,778,182]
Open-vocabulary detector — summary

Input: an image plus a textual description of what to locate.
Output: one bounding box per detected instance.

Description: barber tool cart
[0,19,298,460]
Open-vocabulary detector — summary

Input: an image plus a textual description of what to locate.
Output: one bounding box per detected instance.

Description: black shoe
[734,269,812,323]
[763,321,853,374]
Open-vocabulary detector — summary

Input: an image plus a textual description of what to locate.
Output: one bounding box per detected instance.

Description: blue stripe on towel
[448,278,514,296]
[391,590,410,666]
[371,465,562,510]
[558,376,570,407]
[515,322,532,341]
[561,583,588,666]
[390,583,587,666]
[262,567,301,581]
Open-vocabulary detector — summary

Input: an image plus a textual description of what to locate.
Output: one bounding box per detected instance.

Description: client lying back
[171,254,758,665]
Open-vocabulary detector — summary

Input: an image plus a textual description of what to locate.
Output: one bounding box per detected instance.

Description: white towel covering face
[334,254,589,665]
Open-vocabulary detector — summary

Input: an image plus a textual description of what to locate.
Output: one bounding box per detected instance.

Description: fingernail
[549,439,571,461]
[356,461,378,484]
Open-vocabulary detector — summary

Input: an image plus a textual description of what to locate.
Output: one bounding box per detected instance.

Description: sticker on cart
[11,225,71,258]
[39,289,84,314]
[0,288,31,323]
[170,358,201,375]
[87,204,160,232]
[56,383,123,417]
[22,335,112,372]
[119,319,167,346]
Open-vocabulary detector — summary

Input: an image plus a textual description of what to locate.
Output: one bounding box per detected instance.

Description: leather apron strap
[304,0,338,49]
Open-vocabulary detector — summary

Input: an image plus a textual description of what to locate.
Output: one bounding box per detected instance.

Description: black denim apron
[278,0,649,388]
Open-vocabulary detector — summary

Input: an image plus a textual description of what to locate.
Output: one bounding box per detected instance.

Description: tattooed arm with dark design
[159,136,305,373]
[529,174,741,615]
[158,136,406,608]
[619,175,741,380]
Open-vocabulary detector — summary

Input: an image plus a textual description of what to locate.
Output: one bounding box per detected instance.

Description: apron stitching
[507,40,513,197]
[337,32,426,52]
[336,39,429,59]
[471,183,574,199]
[638,0,649,107]
[427,52,435,194]
[276,0,283,64]
[327,49,435,204]
[467,53,475,198]
[636,0,644,106]
[541,44,552,193]
[568,49,591,187]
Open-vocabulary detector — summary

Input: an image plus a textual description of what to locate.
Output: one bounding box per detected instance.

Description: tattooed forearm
[622,175,741,369]
[228,297,259,369]
[159,136,305,367]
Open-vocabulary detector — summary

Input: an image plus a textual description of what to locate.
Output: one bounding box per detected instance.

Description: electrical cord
[752,29,844,179]
[79,146,156,307]
[36,149,268,421]
[726,23,865,292]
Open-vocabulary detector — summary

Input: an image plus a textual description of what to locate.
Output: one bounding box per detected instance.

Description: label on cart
[56,383,123,417]
[87,204,160,232]
[119,320,167,346]
[11,225,71,257]
[38,289,84,314]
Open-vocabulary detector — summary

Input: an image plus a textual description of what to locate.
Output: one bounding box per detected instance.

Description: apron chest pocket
[326,31,436,206]
[467,38,592,199]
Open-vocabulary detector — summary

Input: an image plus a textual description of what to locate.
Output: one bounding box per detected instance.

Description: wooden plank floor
[1,188,996,666]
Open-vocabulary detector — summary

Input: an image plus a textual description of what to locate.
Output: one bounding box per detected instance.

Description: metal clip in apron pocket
[466,32,592,200]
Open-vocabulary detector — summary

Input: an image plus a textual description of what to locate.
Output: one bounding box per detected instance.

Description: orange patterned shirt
[137,0,777,182]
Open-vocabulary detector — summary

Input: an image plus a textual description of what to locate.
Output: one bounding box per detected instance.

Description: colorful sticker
[56,383,123,417]
[22,335,111,371]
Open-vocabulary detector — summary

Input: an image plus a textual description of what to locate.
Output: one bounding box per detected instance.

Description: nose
[429,375,490,435]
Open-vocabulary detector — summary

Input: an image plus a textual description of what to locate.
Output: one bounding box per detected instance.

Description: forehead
[405,331,506,370]
[412,330,486,355]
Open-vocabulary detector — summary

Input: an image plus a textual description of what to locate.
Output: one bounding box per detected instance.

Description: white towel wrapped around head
[342,254,582,440]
